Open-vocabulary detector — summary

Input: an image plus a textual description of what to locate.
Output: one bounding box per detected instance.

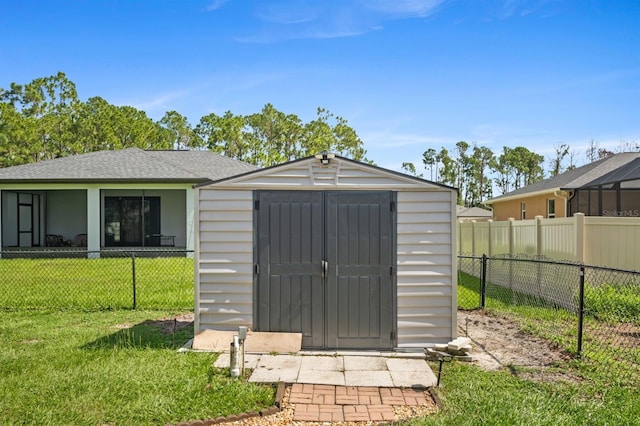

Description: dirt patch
[112,313,194,335]
[152,313,194,335]
[458,309,580,382]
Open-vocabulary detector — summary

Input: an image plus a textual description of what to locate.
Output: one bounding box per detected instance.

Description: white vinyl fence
[458,213,640,271]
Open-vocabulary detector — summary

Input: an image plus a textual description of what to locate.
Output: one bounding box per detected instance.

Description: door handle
[321,260,328,279]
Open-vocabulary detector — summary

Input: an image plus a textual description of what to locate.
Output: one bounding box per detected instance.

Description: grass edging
[427,387,444,411]
[163,382,285,426]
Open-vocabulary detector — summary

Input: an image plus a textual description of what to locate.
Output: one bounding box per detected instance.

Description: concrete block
[448,337,471,351]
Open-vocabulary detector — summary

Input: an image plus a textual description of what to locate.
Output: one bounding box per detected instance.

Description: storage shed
[195,154,458,350]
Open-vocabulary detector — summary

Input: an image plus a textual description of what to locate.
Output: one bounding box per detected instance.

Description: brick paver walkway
[289,384,429,422]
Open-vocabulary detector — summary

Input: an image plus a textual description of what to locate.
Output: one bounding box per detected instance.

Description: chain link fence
[458,254,640,386]
[0,249,194,310]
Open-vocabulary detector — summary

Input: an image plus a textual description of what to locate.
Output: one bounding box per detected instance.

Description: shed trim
[195,154,457,191]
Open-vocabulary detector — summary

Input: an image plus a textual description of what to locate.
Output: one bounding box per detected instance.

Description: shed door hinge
[254,264,260,274]
[254,200,260,210]
[390,201,395,212]
[390,331,396,341]
[390,266,394,277]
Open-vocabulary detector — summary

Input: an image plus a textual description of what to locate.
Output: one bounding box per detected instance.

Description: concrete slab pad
[343,356,387,371]
[213,353,229,368]
[300,356,343,372]
[390,370,437,388]
[213,353,261,369]
[255,354,302,370]
[386,358,431,372]
[248,366,299,383]
[249,355,301,383]
[193,330,302,353]
[297,369,345,386]
[344,370,394,387]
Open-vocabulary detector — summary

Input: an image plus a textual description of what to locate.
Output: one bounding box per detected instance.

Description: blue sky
[1,0,639,174]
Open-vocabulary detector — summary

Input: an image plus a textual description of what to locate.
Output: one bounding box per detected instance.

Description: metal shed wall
[195,158,457,347]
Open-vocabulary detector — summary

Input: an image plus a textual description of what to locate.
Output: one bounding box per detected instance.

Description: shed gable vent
[309,162,339,185]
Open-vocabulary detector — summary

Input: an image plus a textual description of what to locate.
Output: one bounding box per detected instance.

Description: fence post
[481,254,487,309]
[132,252,137,309]
[535,216,544,298]
[574,213,585,263]
[507,218,515,256]
[508,218,515,285]
[577,265,585,356]
[458,219,463,255]
[487,219,493,257]
[535,215,544,258]
[471,220,476,256]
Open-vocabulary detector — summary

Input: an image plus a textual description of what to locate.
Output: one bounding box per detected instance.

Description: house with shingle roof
[456,205,493,222]
[0,148,256,254]
[486,152,640,220]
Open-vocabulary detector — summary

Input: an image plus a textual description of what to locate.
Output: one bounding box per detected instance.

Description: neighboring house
[486,152,640,221]
[456,205,493,222]
[194,153,458,350]
[0,148,256,255]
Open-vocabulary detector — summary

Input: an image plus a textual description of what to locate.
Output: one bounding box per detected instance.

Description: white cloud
[365,131,452,148]
[236,0,445,43]
[206,0,230,12]
[360,0,445,17]
[126,89,191,112]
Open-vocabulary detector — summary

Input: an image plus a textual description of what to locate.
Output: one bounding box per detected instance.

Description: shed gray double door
[255,190,395,350]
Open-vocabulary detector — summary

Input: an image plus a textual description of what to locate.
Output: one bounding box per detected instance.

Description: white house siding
[196,189,254,332]
[196,157,457,347]
[396,191,455,347]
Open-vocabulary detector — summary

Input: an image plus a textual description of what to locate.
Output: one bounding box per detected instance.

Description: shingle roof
[456,205,493,217]
[580,156,640,187]
[0,148,258,183]
[487,153,640,203]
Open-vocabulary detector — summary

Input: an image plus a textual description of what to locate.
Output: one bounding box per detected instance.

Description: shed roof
[0,148,257,183]
[197,154,458,191]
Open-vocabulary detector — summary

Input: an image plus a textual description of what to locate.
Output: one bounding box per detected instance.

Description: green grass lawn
[0,262,637,424]
[0,257,193,310]
[411,362,640,426]
[0,310,274,425]
[4,309,638,426]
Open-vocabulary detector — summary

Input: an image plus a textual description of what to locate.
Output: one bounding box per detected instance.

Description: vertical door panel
[327,192,394,349]
[256,191,324,348]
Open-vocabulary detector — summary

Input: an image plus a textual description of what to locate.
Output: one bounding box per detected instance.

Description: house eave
[486,187,561,205]
[0,178,210,185]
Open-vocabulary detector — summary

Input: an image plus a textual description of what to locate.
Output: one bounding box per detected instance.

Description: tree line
[2,72,637,206]
[0,72,367,168]
[402,138,639,207]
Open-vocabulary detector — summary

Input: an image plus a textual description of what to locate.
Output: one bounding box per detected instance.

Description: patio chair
[71,233,87,247]
[46,234,65,247]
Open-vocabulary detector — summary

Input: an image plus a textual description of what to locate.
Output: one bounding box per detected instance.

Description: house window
[521,202,526,220]
[547,199,556,218]
[104,197,160,246]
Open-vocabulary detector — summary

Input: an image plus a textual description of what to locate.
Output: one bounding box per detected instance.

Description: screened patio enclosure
[1,188,190,253]
[567,157,640,217]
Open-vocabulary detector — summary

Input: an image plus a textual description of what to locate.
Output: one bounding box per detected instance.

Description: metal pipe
[131,252,137,309]
[577,265,585,356]
[230,335,241,378]
[481,254,487,309]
